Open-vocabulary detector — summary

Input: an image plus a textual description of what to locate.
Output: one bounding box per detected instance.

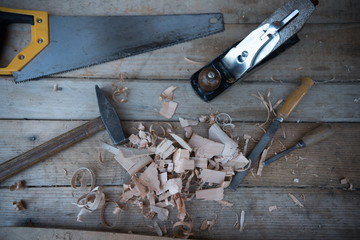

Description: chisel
[263,124,335,167]
[229,77,314,190]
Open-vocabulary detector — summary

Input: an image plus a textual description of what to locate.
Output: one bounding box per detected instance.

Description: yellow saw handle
[277,77,314,120]
[0,7,49,75]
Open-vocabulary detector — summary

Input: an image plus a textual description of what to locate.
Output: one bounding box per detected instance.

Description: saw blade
[13,13,224,83]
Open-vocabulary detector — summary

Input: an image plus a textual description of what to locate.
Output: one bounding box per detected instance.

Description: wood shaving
[179,117,198,128]
[269,205,277,212]
[160,86,177,101]
[224,152,249,171]
[76,187,106,222]
[13,200,26,211]
[189,134,224,158]
[53,83,58,92]
[9,180,26,191]
[199,115,208,122]
[150,205,169,221]
[63,168,68,176]
[71,167,95,191]
[112,79,128,104]
[257,148,269,176]
[173,220,193,239]
[215,113,235,129]
[171,133,192,151]
[200,215,217,231]
[288,193,304,208]
[184,57,207,65]
[199,169,226,184]
[218,200,234,207]
[209,123,238,163]
[110,145,153,176]
[252,90,282,127]
[139,162,161,193]
[101,200,122,228]
[340,178,355,190]
[239,210,245,232]
[160,101,178,119]
[174,193,187,221]
[183,126,193,138]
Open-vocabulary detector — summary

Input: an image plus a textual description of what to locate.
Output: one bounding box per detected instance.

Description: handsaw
[0,85,126,182]
[0,7,224,83]
[190,0,318,102]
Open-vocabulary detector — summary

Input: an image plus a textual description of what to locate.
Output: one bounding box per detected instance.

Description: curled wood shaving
[76,187,106,222]
[215,113,235,129]
[63,168,68,176]
[200,215,218,231]
[174,193,187,221]
[101,200,122,228]
[288,193,304,208]
[173,220,193,239]
[13,200,26,211]
[112,79,128,104]
[160,86,177,101]
[53,83,58,92]
[252,90,282,127]
[183,57,207,65]
[9,180,26,191]
[71,167,95,191]
[340,178,355,190]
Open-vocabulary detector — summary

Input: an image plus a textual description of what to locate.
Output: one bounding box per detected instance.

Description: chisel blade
[13,13,224,83]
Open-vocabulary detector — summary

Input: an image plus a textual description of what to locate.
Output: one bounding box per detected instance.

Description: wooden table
[1,0,359,239]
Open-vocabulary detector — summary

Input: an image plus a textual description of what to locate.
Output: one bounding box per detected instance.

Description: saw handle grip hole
[209,17,219,24]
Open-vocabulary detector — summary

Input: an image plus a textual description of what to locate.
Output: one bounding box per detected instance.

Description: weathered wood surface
[2,24,359,81]
[1,0,359,24]
[0,227,176,240]
[1,79,359,122]
[0,0,359,239]
[0,187,359,239]
[1,121,359,188]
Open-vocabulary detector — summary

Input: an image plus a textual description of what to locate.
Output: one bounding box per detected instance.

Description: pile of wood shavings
[102,114,252,237]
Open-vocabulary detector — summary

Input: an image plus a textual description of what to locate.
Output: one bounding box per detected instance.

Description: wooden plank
[0,227,176,240]
[1,121,359,188]
[0,78,359,122]
[2,24,359,81]
[0,0,359,24]
[0,186,359,239]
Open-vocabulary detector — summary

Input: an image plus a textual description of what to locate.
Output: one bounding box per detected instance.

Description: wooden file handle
[302,124,335,147]
[277,77,314,120]
[0,117,105,182]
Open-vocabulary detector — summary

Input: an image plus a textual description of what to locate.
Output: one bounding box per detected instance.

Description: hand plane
[190,0,318,102]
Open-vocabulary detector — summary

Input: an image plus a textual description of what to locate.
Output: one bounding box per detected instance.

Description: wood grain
[0,78,359,122]
[0,0,358,24]
[0,186,359,239]
[0,227,176,240]
[1,120,359,189]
